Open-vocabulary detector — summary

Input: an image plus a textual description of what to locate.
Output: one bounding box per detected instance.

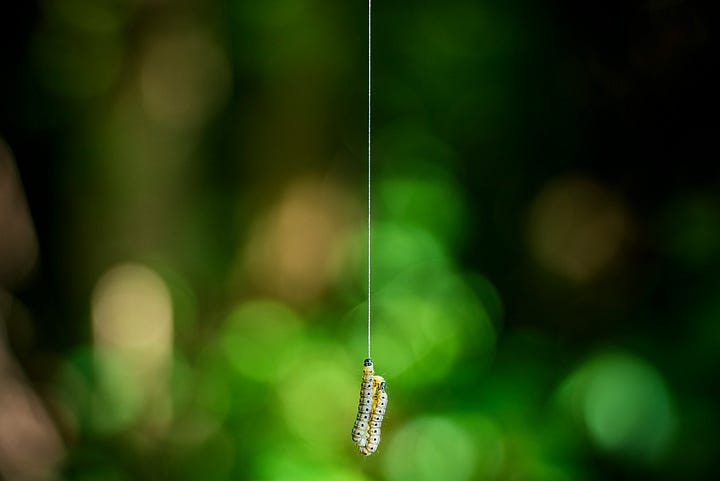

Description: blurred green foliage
[1,0,719,480]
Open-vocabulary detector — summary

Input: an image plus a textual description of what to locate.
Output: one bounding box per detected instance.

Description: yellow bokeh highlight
[241,177,359,305]
[528,175,630,283]
[139,27,231,132]
[91,263,174,433]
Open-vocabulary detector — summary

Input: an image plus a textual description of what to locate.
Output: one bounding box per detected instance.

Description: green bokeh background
[1,0,719,480]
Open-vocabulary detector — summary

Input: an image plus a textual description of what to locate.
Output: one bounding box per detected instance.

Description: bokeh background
[1,0,719,480]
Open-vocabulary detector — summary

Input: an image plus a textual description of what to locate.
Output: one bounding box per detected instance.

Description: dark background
[1,0,719,480]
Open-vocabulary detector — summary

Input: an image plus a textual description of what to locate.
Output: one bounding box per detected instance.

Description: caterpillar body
[359,376,387,456]
[351,358,388,456]
[351,358,375,446]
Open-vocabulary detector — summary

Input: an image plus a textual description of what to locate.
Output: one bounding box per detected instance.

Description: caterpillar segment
[351,358,375,446]
[359,376,387,456]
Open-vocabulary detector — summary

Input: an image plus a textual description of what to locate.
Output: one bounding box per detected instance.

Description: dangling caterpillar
[359,376,386,456]
[351,358,388,456]
[351,358,375,447]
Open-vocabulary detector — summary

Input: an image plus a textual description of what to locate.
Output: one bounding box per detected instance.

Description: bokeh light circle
[384,417,476,481]
[219,300,303,383]
[560,351,676,461]
[277,343,354,450]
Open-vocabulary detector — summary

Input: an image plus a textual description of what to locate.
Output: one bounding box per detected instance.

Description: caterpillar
[359,375,387,456]
[351,358,375,447]
[351,358,388,456]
